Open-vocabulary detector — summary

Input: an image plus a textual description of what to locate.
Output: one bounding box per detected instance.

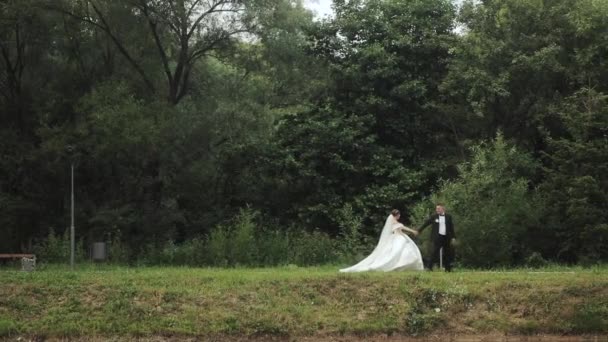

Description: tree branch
[15,22,25,80]
[186,0,204,19]
[61,14,88,77]
[0,41,15,76]
[175,63,191,102]
[187,0,231,39]
[88,1,156,93]
[46,1,156,94]
[134,0,181,39]
[139,1,173,88]
[187,28,248,63]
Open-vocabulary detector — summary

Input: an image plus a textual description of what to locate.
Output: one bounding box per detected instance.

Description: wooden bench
[0,254,36,271]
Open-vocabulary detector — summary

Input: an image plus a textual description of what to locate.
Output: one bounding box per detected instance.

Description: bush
[204,209,339,267]
[107,230,130,264]
[33,228,86,264]
[411,133,541,268]
[231,209,258,266]
[334,203,368,262]
[525,252,548,268]
[205,209,279,266]
[206,224,231,266]
[256,229,290,266]
[31,208,345,267]
[289,229,338,266]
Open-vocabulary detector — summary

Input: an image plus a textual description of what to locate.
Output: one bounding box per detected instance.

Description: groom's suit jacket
[418,214,456,241]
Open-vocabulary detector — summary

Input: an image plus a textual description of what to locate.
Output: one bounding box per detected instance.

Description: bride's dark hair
[391,209,400,217]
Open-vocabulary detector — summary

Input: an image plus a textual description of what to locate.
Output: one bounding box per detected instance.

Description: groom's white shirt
[438,215,446,235]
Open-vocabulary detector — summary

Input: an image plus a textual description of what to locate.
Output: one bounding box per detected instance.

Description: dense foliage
[1,0,607,267]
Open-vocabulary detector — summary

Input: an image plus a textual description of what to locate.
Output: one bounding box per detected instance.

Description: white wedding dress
[339,214,424,272]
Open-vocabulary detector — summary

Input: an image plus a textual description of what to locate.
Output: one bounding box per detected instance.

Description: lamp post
[67,145,75,270]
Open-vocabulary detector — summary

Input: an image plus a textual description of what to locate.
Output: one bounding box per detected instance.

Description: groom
[416,204,456,272]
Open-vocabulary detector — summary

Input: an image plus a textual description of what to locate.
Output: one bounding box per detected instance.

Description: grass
[1,264,607,340]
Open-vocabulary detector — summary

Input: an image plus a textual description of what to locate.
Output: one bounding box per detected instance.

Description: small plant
[107,230,130,264]
[33,228,85,264]
[289,229,337,266]
[525,252,548,268]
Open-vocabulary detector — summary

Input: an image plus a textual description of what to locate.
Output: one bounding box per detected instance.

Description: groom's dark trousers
[429,235,453,271]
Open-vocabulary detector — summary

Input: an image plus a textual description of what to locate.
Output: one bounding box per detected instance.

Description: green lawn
[1,264,607,339]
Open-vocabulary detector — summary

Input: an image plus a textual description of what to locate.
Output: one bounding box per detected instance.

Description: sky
[304,0,334,19]
[303,0,466,19]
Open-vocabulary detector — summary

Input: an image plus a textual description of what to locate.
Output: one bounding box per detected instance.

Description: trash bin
[92,242,107,261]
[21,256,36,272]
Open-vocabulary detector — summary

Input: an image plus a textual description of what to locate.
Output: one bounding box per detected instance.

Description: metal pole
[70,162,75,270]
[439,247,443,270]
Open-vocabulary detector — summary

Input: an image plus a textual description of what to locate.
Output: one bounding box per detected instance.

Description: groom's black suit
[418,213,456,271]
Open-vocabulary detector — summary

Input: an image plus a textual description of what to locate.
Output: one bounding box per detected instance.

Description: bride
[339,209,424,272]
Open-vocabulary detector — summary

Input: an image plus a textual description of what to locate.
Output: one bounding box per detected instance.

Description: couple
[339,204,456,273]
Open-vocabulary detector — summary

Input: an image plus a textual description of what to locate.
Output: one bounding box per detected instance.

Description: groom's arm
[417,216,434,233]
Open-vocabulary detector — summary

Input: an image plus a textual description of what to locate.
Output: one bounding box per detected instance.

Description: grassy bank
[1,265,607,339]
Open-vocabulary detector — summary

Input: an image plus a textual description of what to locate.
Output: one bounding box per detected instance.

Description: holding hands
[407,228,419,237]
[397,225,418,237]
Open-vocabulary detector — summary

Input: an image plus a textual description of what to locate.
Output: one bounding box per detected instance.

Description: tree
[443,0,608,149]
[0,0,52,133]
[443,0,608,263]
[261,0,459,234]
[539,88,608,263]
[49,0,286,104]
[0,0,60,252]
[314,0,458,159]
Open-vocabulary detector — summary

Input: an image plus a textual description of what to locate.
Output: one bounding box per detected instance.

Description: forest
[1,0,607,267]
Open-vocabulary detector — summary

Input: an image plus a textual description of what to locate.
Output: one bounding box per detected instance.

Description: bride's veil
[377,214,396,249]
[339,214,395,272]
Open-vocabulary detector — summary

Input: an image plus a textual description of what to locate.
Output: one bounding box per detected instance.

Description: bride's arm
[401,226,419,236]
[393,223,418,236]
